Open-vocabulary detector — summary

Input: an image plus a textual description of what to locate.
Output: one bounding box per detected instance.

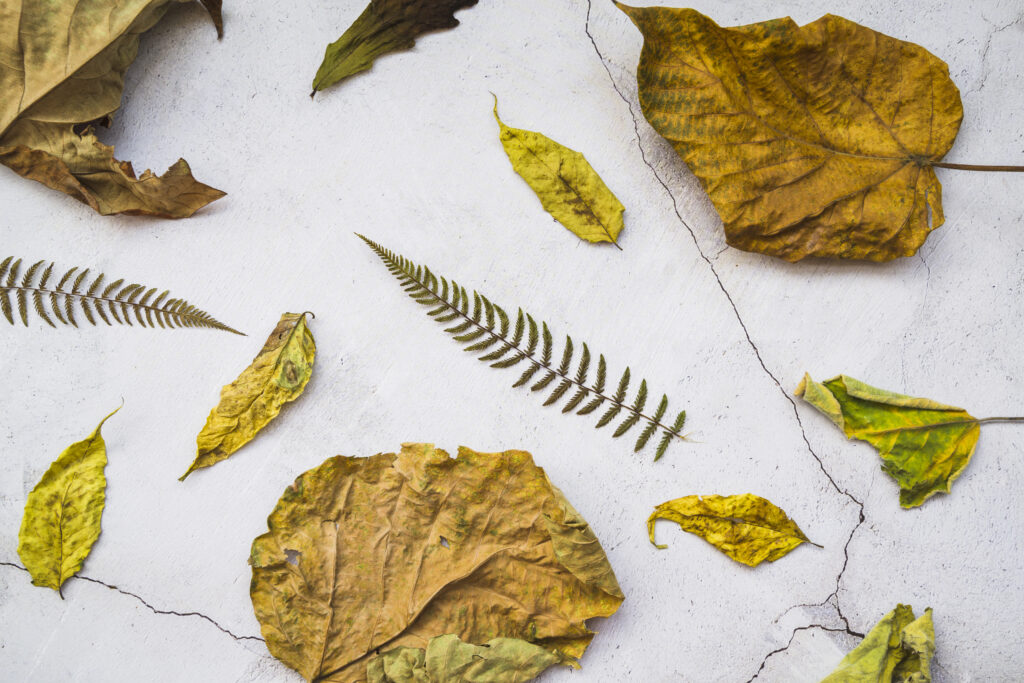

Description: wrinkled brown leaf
[250,443,623,682]
[0,0,224,217]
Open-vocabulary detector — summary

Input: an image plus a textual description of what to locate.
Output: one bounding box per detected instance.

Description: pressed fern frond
[357,234,687,460]
[0,257,241,334]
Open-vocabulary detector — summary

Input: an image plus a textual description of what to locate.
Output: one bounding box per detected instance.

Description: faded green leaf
[180,312,315,480]
[0,0,224,217]
[796,373,978,508]
[367,634,561,683]
[615,4,963,262]
[250,443,623,683]
[822,604,934,682]
[17,407,120,596]
[312,0,478,93]
[647,493,817,567]
[494,99,625,248]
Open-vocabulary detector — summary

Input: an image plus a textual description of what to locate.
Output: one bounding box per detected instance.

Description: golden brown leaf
[249,443,623,682]
[180,313,315,480]
[0,0,224,217]
[616,4,963,261]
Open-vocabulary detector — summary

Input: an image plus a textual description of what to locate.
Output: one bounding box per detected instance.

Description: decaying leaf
[616,4,963,262]
[797,374,979,508]
[180,312,315,480]
[17,407,120,596]
[822,604,934,682]
[367,634,561,683]
[250,443,623,682]
[494,98,625,248]
[312,0,478,93]
[0,0,225,217]
[648,493,817,567]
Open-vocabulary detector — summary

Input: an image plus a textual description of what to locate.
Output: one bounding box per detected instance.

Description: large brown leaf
[616,4,964,262]
[0,0,224,217]
[250,443,623,683]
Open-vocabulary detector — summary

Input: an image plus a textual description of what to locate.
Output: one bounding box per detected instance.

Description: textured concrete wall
[1,0,1022,681]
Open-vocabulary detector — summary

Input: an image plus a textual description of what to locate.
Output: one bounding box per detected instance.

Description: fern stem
[359,235,686,444]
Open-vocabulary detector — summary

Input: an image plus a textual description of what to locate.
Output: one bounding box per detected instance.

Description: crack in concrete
[744,624,857,683]
[1,561,264,644]
[583,1,868,678]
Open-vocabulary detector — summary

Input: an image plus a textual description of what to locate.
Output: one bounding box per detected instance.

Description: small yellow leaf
[796,373,979,508]
[647,493,816,567]
[17,406,120,596]
[494,98,625,248]
[180,312,315,480]
[822,604,934,682]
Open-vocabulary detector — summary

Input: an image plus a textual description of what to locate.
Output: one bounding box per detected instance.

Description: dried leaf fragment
[822,604,934,682]
[796,374,978,507]
[616,4,963,261]
[0,0,225,217]
[180,313,315,480]
[494,99,625,248]
[312,0,478,93]
[647,493,816,566]
[250,443,623,682]
[17,407,120,596]
[367,634,561,683]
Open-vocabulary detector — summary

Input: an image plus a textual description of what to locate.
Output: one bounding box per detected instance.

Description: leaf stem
[932,162,1024,172]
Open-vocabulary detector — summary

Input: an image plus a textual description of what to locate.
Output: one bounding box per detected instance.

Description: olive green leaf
[367,634,562,683]
[250,443,623,683]
[0,256,241,333]
[358,235,688,460]
[648,494,818,567]
[494,98,625,248]
[796,374,981,508]
[180,313,315,480]
[615,4,966,262]
[17,407,120,597]
[822,604,934,682]
[312,0,478,94]
[0,0,224,217]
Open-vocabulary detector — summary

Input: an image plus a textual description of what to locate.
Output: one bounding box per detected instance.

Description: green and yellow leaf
[822,604,934,682]
[367,634,561,683]
[250,443,623,682]
[0,0,224,217]
[312,0,478,93]
[796,373,978,508]
[17,407,120,596]
[180,313,315,480]
[616,4,963,262]
[648,493,816,567]
[495,99,625,248]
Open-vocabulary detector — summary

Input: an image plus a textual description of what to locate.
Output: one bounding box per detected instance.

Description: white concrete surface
[1,0,1022,681]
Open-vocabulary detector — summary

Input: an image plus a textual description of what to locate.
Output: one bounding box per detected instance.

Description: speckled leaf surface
[180,312,315,480]
[494,100,625,247]
[648,493,816,567]
[797,373,978,507]
[249,443,623,683]
[312,0,478,93]
[16,407,119,596]
[616,4,963,262]
[366,634,561,683]
[822,604,934,682]
[0,0,224,217]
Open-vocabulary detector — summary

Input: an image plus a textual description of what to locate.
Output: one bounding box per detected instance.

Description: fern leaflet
[0,257,241,334]
[358,234,687,460]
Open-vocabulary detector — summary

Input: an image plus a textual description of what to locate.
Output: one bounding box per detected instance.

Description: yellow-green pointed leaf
[250,443,623,682]
[647,493,816,567]
[796,373,979,508]
[494,99,625,248]
[17,407,120,596]
[822,604,934,682]
[367,634,562,683]
[180,312,315,480]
